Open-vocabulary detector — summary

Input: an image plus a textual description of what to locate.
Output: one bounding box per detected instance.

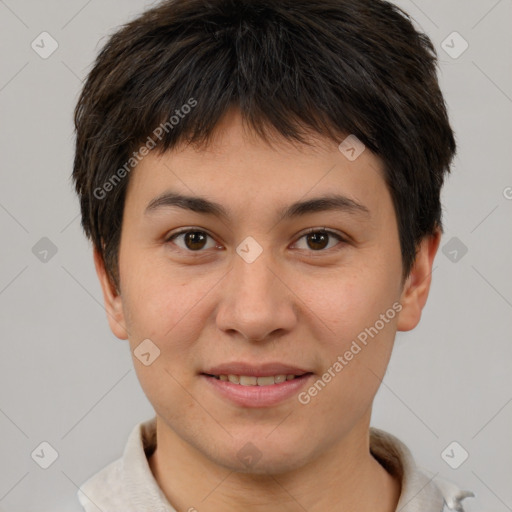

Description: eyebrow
[144,191,371,222]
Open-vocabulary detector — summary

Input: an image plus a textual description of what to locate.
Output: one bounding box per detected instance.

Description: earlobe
[396,229,441,332]
[93,248,128,340]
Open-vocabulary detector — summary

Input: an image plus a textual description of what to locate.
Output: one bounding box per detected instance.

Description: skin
[95,107,440,512]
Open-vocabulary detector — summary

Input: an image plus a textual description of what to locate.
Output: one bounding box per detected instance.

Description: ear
[396,228,441,332]
[93,248,128,340]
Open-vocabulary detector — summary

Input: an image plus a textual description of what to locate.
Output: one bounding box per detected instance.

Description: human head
[71,0,455,482]
[72,0,456,291]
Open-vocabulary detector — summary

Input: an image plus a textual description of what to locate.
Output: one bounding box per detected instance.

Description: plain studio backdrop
[0,1,511,510]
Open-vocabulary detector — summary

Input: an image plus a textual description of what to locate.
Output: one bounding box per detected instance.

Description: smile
[201,372,314,408]
[207,374,301,386]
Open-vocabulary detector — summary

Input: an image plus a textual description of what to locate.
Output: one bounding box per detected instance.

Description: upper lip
[203,362,312,377]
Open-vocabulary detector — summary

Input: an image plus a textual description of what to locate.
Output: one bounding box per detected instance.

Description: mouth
[203,373,311,386]
[200,365,314,407]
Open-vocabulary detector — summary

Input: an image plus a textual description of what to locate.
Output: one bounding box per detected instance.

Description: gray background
[0,0,511,510]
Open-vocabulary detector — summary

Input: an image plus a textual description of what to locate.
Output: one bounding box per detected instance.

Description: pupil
[308,232,328,250]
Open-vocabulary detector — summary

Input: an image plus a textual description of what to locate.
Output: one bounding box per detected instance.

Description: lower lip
[201,373,314,408]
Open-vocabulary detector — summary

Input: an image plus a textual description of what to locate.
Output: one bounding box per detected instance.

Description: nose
[215,247,298,343]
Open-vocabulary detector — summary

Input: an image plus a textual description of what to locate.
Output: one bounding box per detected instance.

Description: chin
[204,434,315,476]
[221,450,309,476]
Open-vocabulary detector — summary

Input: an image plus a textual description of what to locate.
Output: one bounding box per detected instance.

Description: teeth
[215,374,298,386]
[239,376,258,386]
[256,376,275,386]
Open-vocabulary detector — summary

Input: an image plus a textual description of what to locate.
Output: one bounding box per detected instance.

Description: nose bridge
[216,241,297,341]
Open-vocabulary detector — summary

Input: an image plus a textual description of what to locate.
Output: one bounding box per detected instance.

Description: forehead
[125,109,389,223]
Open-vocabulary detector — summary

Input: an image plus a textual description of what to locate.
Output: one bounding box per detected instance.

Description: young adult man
[73,1,475,510]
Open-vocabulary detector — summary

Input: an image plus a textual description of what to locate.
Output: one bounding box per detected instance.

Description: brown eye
[167,230,217,251]
[294,229,345,252]
[306,231,329,250]
[183,231,208,250]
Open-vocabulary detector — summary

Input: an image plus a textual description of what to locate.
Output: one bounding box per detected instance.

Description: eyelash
[165,227,347,255]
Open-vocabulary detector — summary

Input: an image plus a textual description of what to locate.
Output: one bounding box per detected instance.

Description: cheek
[119,259,221,379]
[121,256,194,332]
[295,264,400,401]
[296,262,399,342]
[119,265,210,419]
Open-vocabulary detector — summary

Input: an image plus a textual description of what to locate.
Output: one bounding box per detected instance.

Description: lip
[202,362,311,378]
[201,372,314,408]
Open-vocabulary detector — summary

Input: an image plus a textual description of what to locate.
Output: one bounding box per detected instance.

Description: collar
[369,428,474,511]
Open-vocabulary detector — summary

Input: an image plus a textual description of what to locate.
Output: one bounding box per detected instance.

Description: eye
[293,228,346,252]
[165,227,346,254]
[166,229,219,252]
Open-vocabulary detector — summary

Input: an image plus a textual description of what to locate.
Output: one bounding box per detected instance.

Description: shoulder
[435,476,476,512]
[369,427,475,512]
[77,457,126,511]
[76,418,164,511]
[77,419,154,512]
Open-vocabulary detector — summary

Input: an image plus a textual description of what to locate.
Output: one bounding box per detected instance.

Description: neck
[148,414,401,512]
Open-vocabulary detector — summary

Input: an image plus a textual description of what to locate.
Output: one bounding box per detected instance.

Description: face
[96,108,439,474]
